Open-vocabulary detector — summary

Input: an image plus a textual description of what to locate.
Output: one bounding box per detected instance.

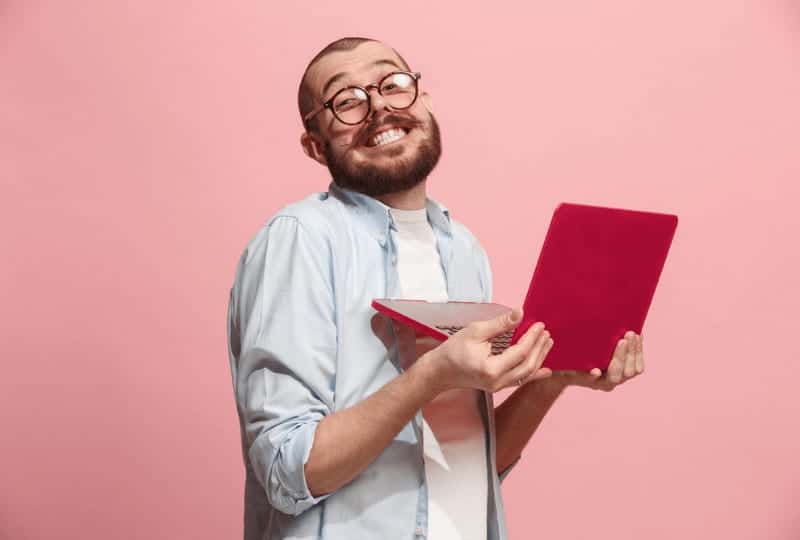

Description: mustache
[362,113,423,140]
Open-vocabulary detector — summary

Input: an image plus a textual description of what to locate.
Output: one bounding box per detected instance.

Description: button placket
[384,227,401,298]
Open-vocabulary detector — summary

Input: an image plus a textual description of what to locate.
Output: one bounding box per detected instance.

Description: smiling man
[227,37,644,540]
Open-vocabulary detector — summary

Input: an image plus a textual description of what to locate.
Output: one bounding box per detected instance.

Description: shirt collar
[328,182,452,240]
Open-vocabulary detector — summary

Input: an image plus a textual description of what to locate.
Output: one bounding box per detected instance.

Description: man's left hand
[549,330,644,391]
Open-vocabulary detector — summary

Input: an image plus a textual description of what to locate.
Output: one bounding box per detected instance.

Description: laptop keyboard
[435,325,515,355]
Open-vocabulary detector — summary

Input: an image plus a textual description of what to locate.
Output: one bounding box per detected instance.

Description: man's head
[298,38,441,197]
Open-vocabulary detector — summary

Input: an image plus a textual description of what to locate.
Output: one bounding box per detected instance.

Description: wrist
[412,349,448,400]
[520,375,567,399]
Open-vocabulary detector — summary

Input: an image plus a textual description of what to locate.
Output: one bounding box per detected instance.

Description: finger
[607,339,627,384]
[496,332,547,389]
[526,332,553,374]
[557,370,599,388]
[565,368,602,387]
[469,307,523,340]
[529,334,554,377]
[556,367,601,377]
[623,332,637,378]
[527,337,555,381]
[490,322,540,375]
[529,367,553,381]
[499,332,552,388]
[528,331,552,371]
[635,334,644,374]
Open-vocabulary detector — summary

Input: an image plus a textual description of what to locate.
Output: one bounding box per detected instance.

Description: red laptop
[372,202,678,371]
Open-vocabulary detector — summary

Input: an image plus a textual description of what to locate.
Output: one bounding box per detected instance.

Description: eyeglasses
[304,71,421,127]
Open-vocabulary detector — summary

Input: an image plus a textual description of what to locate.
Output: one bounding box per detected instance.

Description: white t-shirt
[389,207,488,540]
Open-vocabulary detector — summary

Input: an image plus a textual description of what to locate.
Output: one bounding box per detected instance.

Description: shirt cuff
[249,418,332,516]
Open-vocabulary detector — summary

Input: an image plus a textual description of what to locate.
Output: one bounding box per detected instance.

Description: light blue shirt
[227,183,517,540]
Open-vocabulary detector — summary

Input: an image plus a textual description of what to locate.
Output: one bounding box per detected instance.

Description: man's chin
[329,165,426,197]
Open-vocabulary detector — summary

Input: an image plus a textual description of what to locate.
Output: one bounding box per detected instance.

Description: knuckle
[525,356,538,372]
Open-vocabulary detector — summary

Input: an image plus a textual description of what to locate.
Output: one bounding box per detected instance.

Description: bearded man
[227,37,645,540]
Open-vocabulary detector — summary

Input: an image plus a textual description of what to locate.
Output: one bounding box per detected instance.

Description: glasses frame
[304,71,422,128]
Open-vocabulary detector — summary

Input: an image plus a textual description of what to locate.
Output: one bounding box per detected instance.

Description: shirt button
[415,526,424,536]
[391,255,397,265]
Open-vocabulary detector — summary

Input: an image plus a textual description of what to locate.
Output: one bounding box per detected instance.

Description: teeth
[371,128,407,147]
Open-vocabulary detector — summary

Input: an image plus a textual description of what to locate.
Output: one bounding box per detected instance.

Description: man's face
[304,41,441,197]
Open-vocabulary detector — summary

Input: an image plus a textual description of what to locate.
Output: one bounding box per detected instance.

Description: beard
[324,113,442,198]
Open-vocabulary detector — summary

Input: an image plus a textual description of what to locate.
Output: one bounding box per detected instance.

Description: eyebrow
[321,59,403,99]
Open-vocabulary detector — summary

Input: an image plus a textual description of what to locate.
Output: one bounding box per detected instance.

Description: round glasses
[304,71,421,127]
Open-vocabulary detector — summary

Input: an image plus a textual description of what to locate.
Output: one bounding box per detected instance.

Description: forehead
[307,41,407,99]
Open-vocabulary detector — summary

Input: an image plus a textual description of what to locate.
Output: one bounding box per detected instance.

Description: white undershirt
[389,207,488,540]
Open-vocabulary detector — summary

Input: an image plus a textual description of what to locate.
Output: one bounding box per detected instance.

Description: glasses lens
[332,87,369,124]
[380,73,417,109]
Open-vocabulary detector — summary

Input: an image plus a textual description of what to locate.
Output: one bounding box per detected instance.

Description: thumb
[472,308,522,340]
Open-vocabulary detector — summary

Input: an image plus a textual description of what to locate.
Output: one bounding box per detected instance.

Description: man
[227,37,644,540]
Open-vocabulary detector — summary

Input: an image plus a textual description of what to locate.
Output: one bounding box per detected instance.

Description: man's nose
[366,85,393,114]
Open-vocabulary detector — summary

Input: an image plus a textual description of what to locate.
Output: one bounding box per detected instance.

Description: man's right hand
[422,308,554,394]
[306,308,551,498]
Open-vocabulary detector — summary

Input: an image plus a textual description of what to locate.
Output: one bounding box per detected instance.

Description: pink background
[2,1,799,538]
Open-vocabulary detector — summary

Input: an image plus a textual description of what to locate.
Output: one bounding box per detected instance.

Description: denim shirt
[227,183,516,540]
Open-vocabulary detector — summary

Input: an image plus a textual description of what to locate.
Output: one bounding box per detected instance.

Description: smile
[366,127,409,147]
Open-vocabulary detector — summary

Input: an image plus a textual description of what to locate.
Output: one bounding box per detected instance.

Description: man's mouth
[364,127,410,148]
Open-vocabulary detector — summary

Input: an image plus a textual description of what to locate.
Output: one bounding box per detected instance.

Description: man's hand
[549,330,645,391]
[422,308,554,394]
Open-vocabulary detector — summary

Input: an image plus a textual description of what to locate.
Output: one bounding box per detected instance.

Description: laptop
[372,202,678,371]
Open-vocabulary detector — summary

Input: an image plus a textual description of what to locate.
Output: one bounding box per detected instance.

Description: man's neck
[376,180,428,210]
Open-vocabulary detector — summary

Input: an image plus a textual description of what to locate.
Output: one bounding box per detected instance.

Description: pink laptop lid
[373,202,678,371]
[511,202,678,371]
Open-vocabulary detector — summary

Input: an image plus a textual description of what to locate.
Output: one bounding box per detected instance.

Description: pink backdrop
[2,1,799,538]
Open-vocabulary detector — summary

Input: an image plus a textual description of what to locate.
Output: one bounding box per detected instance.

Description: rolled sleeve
[248,413,329,515]
[229,216,337,516]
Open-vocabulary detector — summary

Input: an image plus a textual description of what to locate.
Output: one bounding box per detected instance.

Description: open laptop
[372,202,678,371]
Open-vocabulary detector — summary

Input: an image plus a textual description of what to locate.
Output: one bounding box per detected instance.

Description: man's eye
[335,99,359,111]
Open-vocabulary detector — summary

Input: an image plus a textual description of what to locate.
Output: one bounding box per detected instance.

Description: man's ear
[300,131,328,166]
[421,92,434,114]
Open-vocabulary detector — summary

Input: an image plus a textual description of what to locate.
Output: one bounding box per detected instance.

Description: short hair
[297,37,410,132]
